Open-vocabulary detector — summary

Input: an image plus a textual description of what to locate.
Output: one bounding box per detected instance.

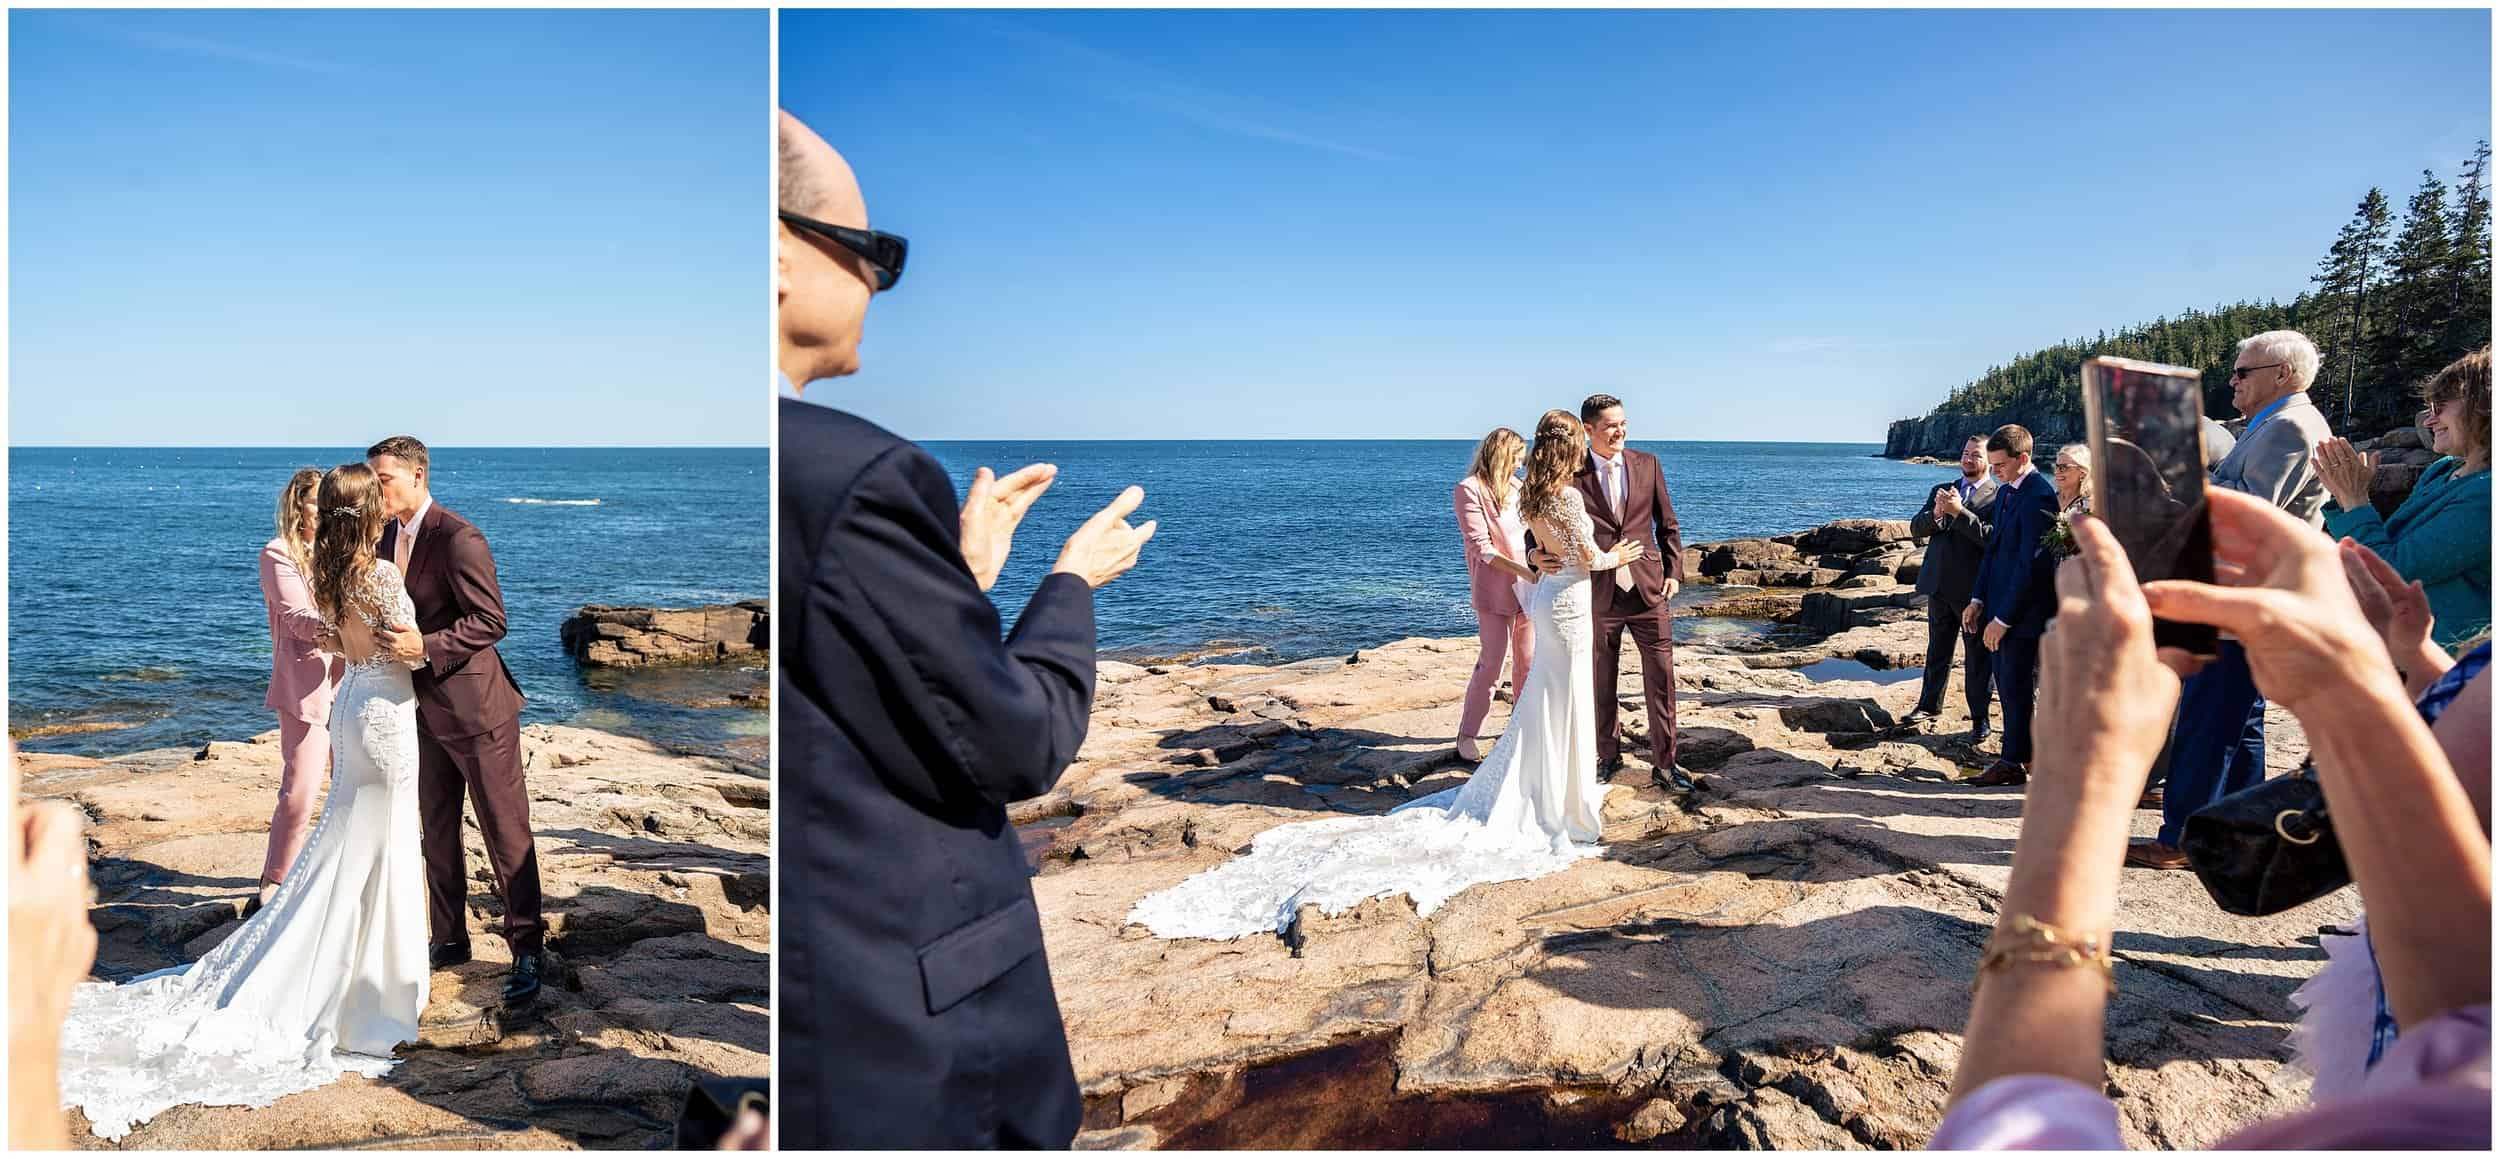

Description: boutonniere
[2042,512,2079,559]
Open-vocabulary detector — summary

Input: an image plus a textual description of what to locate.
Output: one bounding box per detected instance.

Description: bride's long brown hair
[310,463,388,628]
[1519,409,1586,519]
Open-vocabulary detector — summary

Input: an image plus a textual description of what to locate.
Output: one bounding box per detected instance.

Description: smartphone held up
[2081,355,2222,660]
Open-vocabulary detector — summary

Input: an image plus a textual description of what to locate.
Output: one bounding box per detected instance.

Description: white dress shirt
[393,496,433,571]
[1590,450,1627,517]
[389,496,432,667]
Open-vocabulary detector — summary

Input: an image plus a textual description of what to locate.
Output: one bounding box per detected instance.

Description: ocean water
[9,447,767,757]
[920,440,1943,664]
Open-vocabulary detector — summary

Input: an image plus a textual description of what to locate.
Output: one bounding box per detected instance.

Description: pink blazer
[1455,478,1529,617]
[261,539,344,723]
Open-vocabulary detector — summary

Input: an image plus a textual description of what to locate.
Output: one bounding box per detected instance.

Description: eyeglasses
[780,210,907,291]
[2228,363,2282,381]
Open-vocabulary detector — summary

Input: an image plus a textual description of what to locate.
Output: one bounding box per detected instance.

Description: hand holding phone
[2082,356,2220,660]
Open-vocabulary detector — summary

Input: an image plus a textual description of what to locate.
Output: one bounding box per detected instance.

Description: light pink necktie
[393,520,413,575]
[1612,460,1635,592]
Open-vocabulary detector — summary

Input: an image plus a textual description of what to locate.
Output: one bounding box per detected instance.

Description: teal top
[2323,457,2492,648]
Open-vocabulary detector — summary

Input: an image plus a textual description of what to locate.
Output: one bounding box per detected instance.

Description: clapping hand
[960,464,1058,593]
[1935,486,1967,521]
[2313,438,2378,511]
[1051,486,1158,590]
[2340,538,2445,691]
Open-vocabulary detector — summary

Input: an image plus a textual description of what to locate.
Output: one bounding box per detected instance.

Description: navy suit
[1968,468,2060,764]
[778,397,1092,1148]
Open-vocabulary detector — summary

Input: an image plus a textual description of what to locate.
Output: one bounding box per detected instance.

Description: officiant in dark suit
[774,110,1157,1148]
[1906,434,2000,743]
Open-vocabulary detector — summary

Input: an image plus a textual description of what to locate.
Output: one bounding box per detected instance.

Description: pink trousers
[1458,611,1534,740]
[260,713,332,885]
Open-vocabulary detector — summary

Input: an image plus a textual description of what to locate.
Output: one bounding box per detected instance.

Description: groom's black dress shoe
[503,953,543,1005]
[1596,755,1624,783]
[1657,764,1700,795]
[429,942,473,970]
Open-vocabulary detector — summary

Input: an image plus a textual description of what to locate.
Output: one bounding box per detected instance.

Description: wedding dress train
[58,561,430,1140]
[1130,487,1623,941]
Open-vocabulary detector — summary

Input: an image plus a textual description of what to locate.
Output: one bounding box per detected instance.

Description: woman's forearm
[2304,673,2493,1028]
[1948,763,2133,1103]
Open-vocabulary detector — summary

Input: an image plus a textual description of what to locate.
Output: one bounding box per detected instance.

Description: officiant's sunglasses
[780,210,907,291]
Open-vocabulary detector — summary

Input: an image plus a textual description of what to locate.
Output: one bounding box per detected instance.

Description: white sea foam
[501,498,602,506]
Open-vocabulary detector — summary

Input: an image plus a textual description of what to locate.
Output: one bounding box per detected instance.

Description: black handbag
[2180,761,2352,916]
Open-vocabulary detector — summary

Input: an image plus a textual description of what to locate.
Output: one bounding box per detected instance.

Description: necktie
[394,519,414,575]
[1610,459,1635,592]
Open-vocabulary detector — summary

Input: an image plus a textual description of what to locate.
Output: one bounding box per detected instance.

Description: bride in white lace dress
[1132,410,1641,941]
[58,463,430,1140]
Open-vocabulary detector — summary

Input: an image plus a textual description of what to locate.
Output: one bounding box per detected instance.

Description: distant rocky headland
[1025,515,2342,1149]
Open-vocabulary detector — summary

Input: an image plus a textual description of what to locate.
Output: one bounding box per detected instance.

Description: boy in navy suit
[1961,425,2062,787]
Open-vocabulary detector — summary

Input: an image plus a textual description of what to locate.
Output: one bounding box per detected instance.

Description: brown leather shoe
[2124,841,2191,870]
[1965,759,2028,787]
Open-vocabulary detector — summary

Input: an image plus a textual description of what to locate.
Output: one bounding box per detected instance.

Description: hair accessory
[327,505,363,518]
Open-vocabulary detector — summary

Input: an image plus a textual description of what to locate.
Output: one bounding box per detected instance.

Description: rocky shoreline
[21,725,769,1150]
[1021,519,2348,1150]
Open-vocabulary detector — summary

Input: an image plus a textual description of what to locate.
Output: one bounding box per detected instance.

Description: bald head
[778,109,865,228]
[777,109,874,388]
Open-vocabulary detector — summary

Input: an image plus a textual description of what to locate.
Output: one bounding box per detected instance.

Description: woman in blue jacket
[2317,348,2491,649]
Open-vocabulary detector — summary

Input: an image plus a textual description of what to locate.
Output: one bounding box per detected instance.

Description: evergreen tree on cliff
[1894,145,2492,459]
[2448,141,2492,359]
[2378,171,2455,393]
[2314,187,2391,426]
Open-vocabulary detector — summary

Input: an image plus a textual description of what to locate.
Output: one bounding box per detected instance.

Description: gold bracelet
[1971,913,2115,993]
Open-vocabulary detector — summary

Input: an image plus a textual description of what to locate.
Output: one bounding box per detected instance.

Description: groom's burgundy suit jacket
[1566,449,1687,621]
[378,504,526,741]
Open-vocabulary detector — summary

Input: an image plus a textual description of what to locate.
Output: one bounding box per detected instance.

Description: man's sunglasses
[780,210,907,291]
[2228,362,2282,381]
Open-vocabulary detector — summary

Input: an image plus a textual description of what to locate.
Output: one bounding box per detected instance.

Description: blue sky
[783,8,2491,442]
[10,9,765,446]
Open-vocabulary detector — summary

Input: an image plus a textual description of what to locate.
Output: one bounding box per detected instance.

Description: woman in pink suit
[1454,428,1540,761]
[256,468,343,912]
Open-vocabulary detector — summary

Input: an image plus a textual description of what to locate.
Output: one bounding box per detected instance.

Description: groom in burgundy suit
[1532,393,1694,792]
[368,435,545,1005]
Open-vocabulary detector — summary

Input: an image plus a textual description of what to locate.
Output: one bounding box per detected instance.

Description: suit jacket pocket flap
[917,898,1044,1014]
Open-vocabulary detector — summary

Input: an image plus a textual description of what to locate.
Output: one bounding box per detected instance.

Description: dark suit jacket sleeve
[818,443,1097,811]
[422,524,510,674]
[1648,458,1686,584]
[1910,486,1943,540]
[1952,505,1992,548]
[1992,484,2058,629]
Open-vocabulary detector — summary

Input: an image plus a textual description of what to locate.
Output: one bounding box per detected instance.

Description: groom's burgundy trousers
[1593,606,1679,771]
[381,505,544,957]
